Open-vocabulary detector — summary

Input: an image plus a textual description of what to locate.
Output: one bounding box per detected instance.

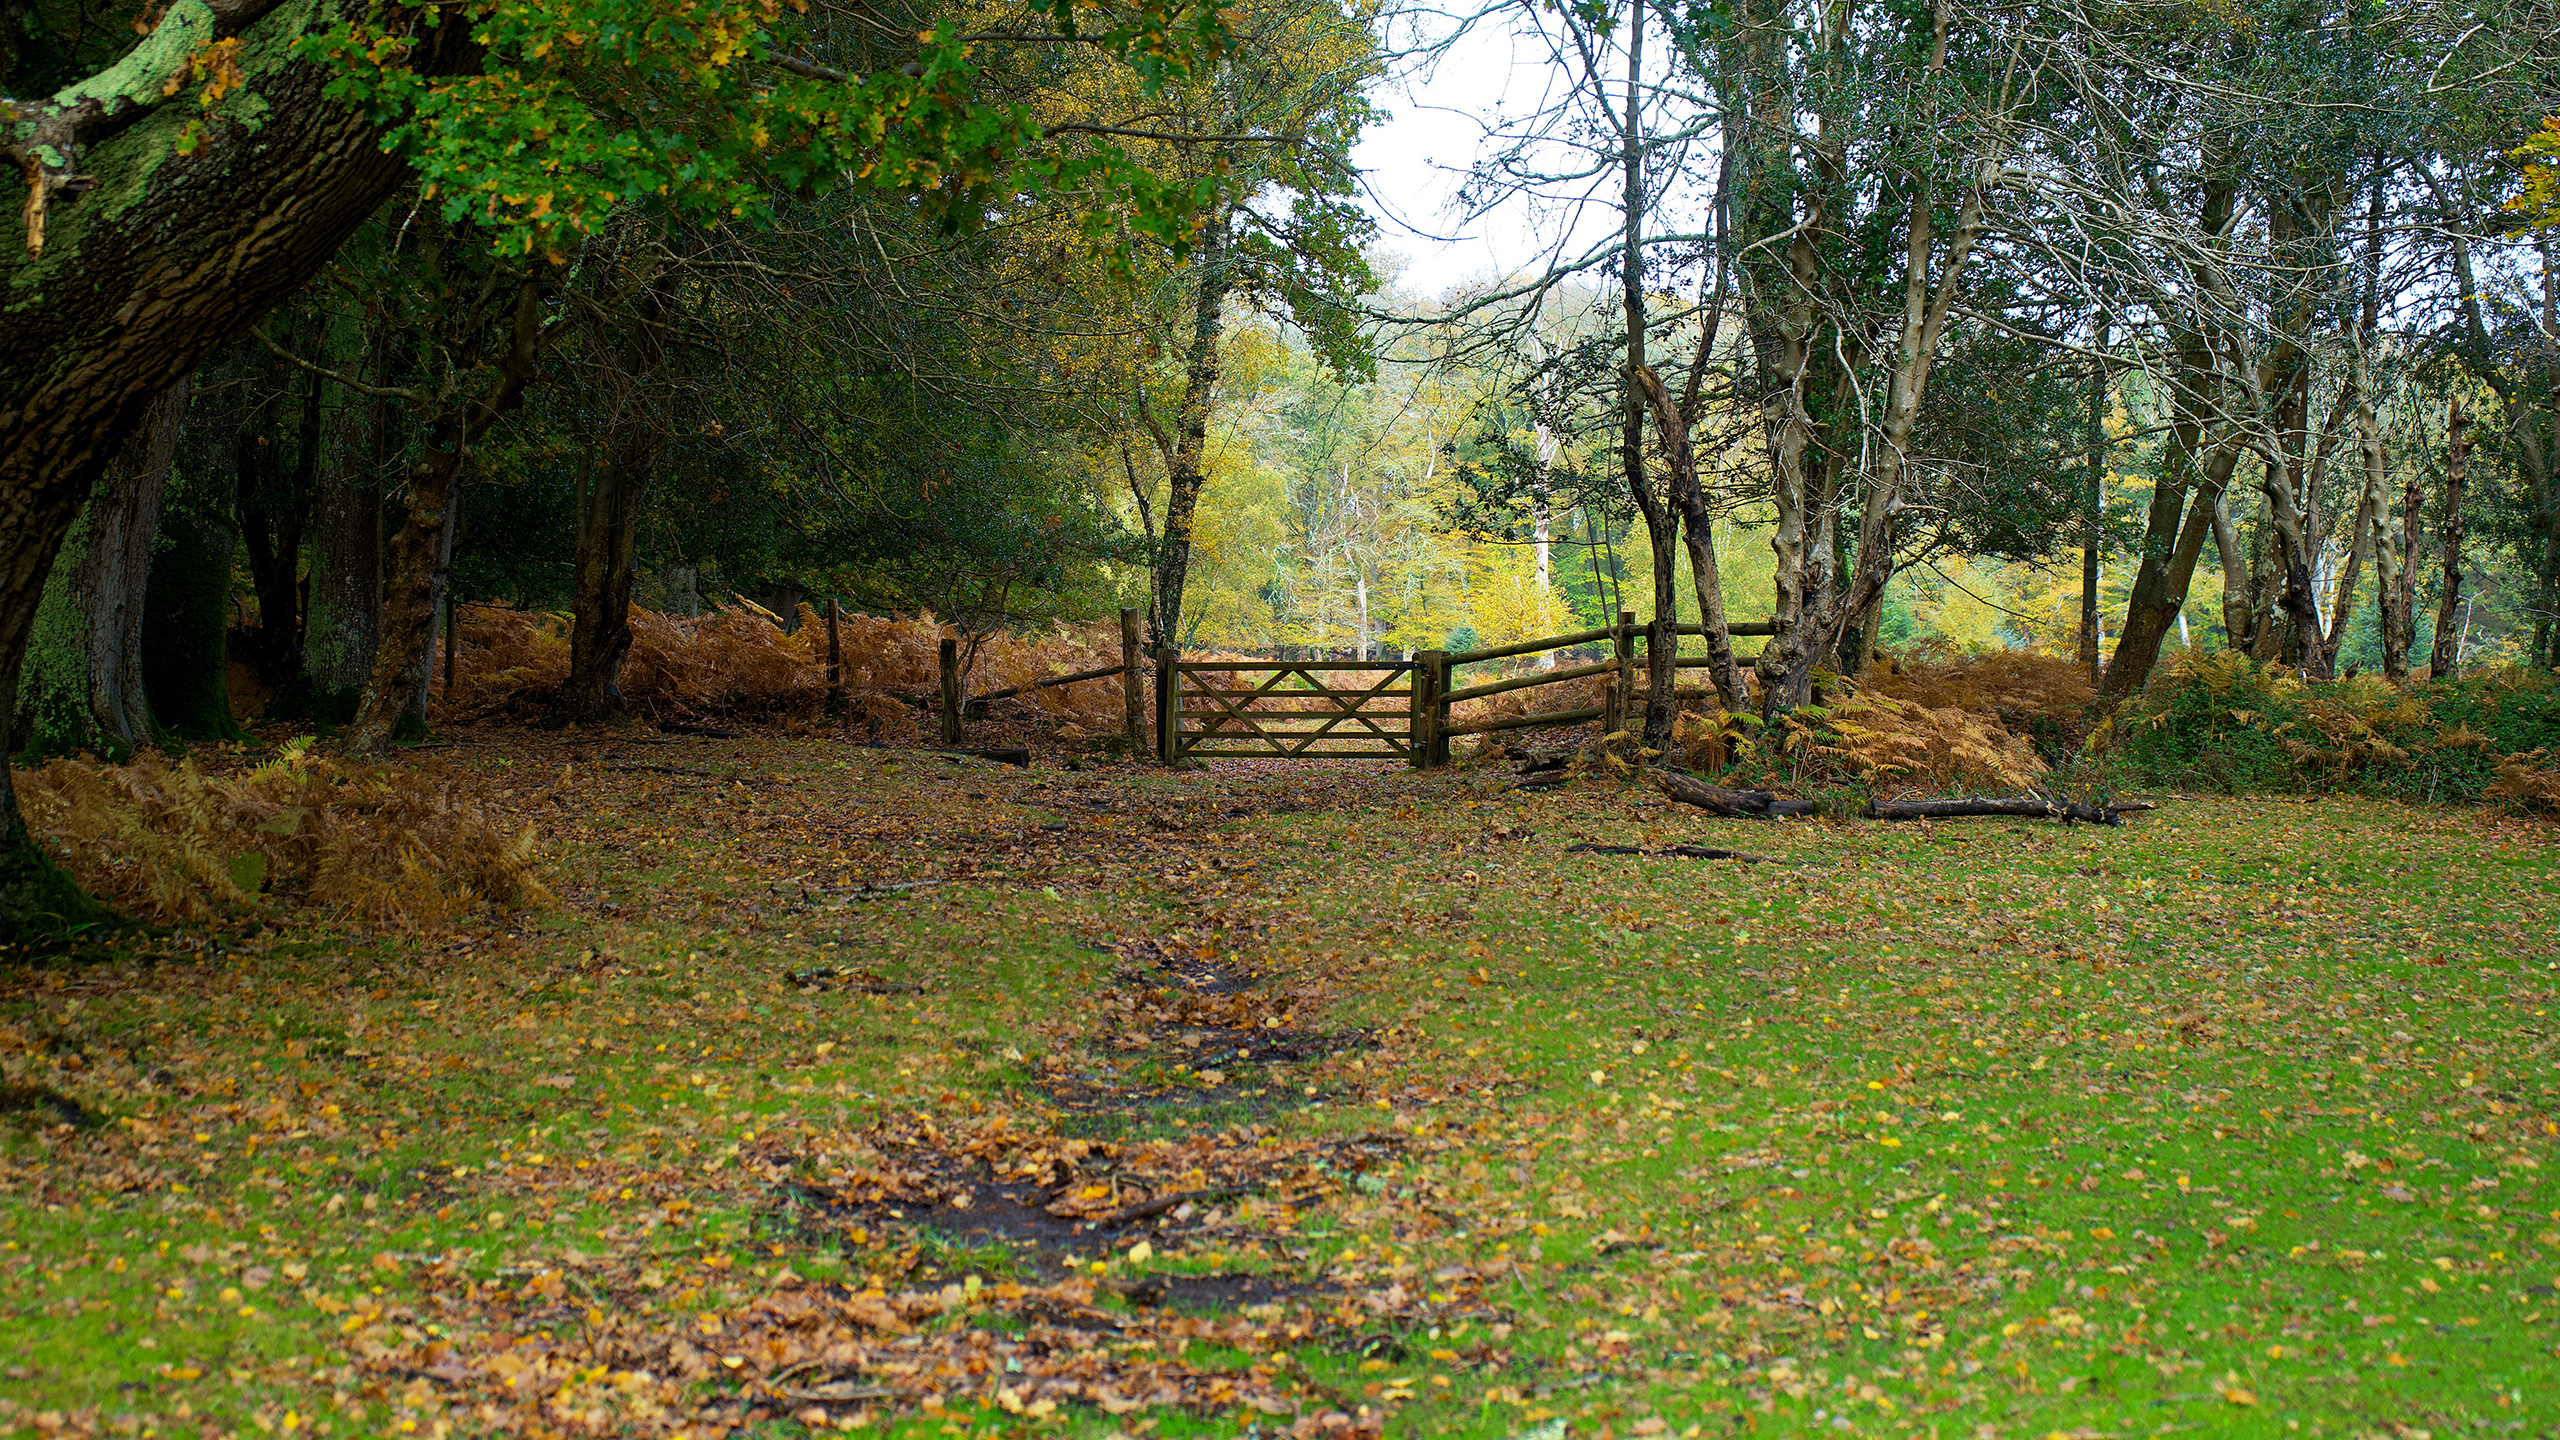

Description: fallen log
[1507,770,1576,792]
[1653,771,1814,817]
[1863,796,2132,825]
[938,747,1032,767]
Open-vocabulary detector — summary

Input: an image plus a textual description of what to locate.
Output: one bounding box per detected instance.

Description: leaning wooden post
[826,599,844,714]
[1120,607,1144,754]
[1411,649,1444,770]
[1155,646,1180,763]
[1604,611,1636,734]
[938,636,963,746]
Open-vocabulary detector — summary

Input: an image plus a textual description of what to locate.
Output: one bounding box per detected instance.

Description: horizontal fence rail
[968,661,1124,706]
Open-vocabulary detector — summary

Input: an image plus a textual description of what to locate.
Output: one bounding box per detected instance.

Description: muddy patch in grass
[1043,935,1377,1125]
[779,1115,1408,1302]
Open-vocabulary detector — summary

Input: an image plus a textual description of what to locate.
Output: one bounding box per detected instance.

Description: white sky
[1346,8,1712,308]
[1348,12,1596,297]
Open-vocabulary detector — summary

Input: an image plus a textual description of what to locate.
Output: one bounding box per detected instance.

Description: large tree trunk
[2100,342,2235,701]
[1146,215,1231,656]
[11,380,191,758]
[345,276,545,755]
[0,0,472,926]
[1756,165,1987,712]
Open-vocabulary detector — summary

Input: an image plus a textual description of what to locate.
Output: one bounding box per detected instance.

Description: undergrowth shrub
[1661,650,2079,794]
[446,604,1127,731]
[1861,649,2098,761]
[2487,751,2560,814]
[2101,650,2560,800]
[1679,692,2048,795]
[19,742,552,926]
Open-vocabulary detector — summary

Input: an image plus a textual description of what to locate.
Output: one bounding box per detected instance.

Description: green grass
[3,739,2555,1439]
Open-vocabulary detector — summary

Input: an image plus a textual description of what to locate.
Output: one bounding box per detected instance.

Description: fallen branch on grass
[1565,843,1772,863]
[1095,1184,1251,1229]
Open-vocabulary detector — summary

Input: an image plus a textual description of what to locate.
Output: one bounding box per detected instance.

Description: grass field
[4,734,2557,1439]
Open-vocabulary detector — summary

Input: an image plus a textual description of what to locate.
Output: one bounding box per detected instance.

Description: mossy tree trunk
[298,312,404,724]
[10,379,192,760]
[0,0,474,930]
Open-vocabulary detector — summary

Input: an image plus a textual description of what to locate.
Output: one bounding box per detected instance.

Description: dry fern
[2487,750,2560,814]
[1861,650,2096,749]
[1811,687,2049,792]
[443,605,1133,732]
[19,743,553,928]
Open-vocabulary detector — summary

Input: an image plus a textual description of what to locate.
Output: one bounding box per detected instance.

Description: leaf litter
[2,731,2558,1439]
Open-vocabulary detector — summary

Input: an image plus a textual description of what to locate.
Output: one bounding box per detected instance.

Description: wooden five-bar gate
[933,607,1777,767]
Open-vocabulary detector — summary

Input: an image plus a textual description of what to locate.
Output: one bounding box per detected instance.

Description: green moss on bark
[10,507,123,761]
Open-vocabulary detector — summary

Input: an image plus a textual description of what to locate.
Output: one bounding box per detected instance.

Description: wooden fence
[933,607,1776,768]
[1411,612,1776,768]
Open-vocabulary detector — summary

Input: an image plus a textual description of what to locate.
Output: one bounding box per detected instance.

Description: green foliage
[306,0,1232,256]
[2104,650,2560,800]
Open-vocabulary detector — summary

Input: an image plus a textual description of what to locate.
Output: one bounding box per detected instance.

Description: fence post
[1432,651,1454,767]
[826,599,844,714]
[1410,649,1444,770]
[938,637,963,746]
[1604,611,1636,734]
[1120,607,1144,756]
[1155,647,1180,763]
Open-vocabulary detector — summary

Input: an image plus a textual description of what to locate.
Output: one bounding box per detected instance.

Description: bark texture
[1633,365,1746,711]
[2429,398,2471,679]
[11,379,190,758]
